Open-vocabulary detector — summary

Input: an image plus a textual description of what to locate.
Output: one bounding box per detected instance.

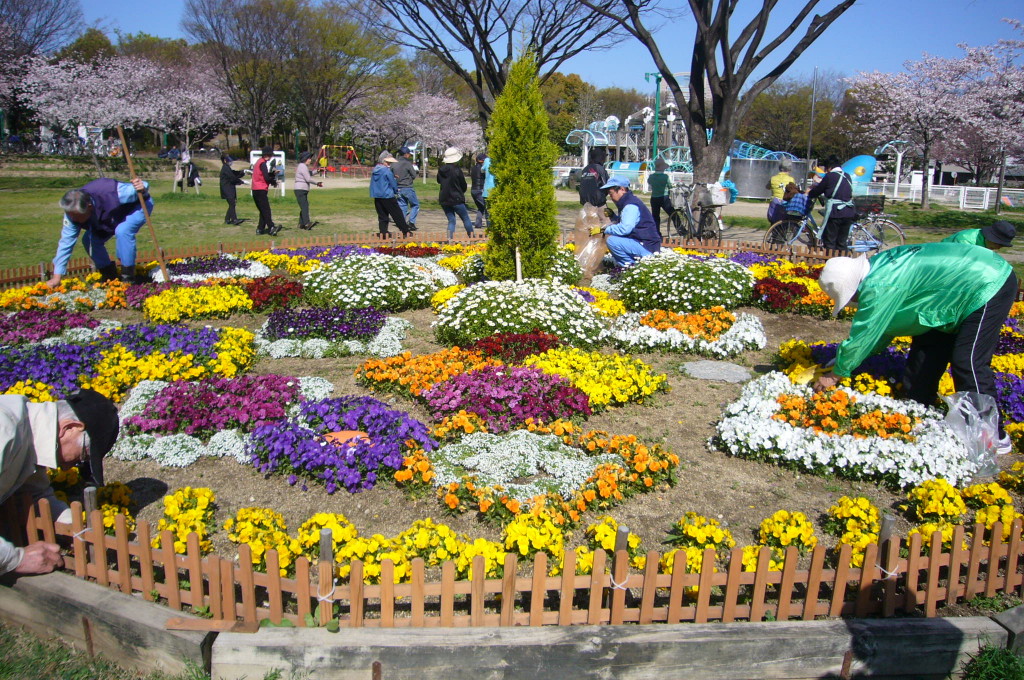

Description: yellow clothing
[768,171,795,200]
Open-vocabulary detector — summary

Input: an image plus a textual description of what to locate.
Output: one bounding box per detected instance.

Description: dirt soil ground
[96,300,1023,568]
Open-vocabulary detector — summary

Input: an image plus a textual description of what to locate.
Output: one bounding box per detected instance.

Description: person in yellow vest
[766,160,795,200]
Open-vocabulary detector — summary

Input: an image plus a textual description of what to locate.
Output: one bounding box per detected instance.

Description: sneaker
[269,225,282,236]
[997,436,1013,455]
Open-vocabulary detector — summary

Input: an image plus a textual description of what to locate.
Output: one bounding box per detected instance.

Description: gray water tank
[731,158,811,199]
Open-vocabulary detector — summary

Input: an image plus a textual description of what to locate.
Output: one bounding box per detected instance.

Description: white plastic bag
[707,182,729,206]
[942,391,999,478]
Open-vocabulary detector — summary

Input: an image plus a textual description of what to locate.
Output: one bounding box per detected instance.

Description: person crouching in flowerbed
[596,176,661,268]
[812,242,1017,454]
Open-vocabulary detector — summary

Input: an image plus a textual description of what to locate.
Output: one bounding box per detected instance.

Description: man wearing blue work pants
[47,177,153,286]
[600,176,662,267]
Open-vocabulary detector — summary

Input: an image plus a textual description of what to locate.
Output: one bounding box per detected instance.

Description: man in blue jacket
[599,176,662,267]
[370,152,411,239]
[47,176,153,286]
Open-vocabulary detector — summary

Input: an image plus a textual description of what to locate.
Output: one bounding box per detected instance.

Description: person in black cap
[0,389,119,576]
[219,154,247,225]
[942,220,1016,251]
[392,146,419,230]
[251,146,281,236]
[293,151,323,230]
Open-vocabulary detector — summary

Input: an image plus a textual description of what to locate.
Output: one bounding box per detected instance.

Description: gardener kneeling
[597,176,661,268]
[812,242,1017,454]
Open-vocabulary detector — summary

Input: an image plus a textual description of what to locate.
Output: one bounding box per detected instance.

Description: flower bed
[303,253,454,311]
[715,372,975,488]
[523,347,668,411]
[0,277,127,311]
[0,309,100,345]
[152,254,271,283]
[433,279,606,348]
[617,252,754,313]
[608,308,766,357]
[142,284,253,322]
[356,347,504,399]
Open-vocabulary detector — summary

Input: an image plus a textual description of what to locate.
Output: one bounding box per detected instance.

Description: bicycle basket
[852,195,885,217]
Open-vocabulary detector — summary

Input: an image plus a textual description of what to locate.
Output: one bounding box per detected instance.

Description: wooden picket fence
[0,235,834,290]
[3,495,1024,629]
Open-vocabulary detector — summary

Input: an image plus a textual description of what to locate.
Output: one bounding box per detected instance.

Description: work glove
[604,207,616,219]
[589,226,604,237]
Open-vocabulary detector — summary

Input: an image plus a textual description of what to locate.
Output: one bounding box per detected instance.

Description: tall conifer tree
[484,51,560,281]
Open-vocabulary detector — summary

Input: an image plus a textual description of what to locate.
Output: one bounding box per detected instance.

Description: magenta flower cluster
[247,396,436,494]
[0,309,98,345]
[420,365,591,432]
[124,374,301,439]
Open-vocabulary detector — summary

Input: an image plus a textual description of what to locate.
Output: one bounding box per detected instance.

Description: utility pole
[805,66,817,162]
[644,72,662,162]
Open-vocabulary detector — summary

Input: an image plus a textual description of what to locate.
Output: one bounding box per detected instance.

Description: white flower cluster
[589,274,619,294]
[715,372,977,488]
[457,254,486,283]
[433,278,607,347]
[109,377,335,466]
[430,429,619,501]
[618,251,754,313]
[32,287,110,311]
[608,312,767,358]
[253,317,411,359]
[151,254,272,283]
[302,253,439,311]
[11,319,123,349]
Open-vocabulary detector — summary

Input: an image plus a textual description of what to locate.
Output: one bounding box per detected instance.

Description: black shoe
[407,223,417,231]
[256,228,267,235]
[119,266,136,283]
[269,225,282,236]
[308,221,318,229]
[97,263,119,282]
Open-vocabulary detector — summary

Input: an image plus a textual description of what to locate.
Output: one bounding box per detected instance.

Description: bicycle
[667,183,725,243]
[762,195,905,253]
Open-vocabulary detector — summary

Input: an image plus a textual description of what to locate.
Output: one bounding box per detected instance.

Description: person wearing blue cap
[598,176,662,267]
[393,146,420,230]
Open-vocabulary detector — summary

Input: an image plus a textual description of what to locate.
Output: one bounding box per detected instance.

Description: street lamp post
[644,72,662,162]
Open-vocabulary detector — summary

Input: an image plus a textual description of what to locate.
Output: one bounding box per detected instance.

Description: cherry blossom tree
[353,93,482,159]
[849,56,974,208]
[151,63,233,152]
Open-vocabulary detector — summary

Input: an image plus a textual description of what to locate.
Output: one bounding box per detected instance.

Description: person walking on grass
[47,176,153,287]
[470,152,489,230]
[293,151,323,230]
[370,152,412,239]
[392,146,420,230]
[437,147,474,240]
[251,146,281,236]
[219,154,247,226]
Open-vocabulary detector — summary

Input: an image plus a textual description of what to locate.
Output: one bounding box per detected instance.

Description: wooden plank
[609,550,628,625]
[1007,519,1024,595]
[69,502,87,578]
[37,498,56,545]
[769,546,795,621]
[380,561,395,628]
[719,547,743,623]
[854,543,879,618]
[802,546,826,620]
[501,554,518,627]
[349,560,365,627]
[925,531,944,617]
[114,514,132,594]
[266,550,283,624]
[411,559,425,627]
[165,617,258,633]
[586,550,606,625]
[89,509,108,586]
[986,522,1005,598]
[666,550,688,624]
[965,523,986,599]
[186,533,203,609]
[638,550,660,624]
[237,545,258,623]
[161,530,182,611]
[221,559,237,622]
[439,561,455,627]
[137,521,155,601]
[829,544,852,618]
[881,536,902,617]
[208,556,223,619]
[556,551,575,626]
[530,553,547,626]
[905,532,923,611]
[316,542,334,627]
[749,547,771,622]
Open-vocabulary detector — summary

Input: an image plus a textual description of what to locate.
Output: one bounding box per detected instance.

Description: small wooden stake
[115,126,169,282]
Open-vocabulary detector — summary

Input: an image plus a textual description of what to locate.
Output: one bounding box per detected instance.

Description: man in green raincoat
[812,243,1017,452]
[942,220,1016,251]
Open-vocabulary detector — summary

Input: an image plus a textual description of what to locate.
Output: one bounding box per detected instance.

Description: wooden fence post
[83,486,97,565]
[318,528,335,626]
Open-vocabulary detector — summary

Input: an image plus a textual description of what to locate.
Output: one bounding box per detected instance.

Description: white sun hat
[442,147,463,164]
[818,254,871,317]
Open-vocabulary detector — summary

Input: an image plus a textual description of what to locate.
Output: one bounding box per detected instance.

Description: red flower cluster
[469,329,561,364]
[375,246,441,258]
[244,275,304,312]
[752,278,809,311]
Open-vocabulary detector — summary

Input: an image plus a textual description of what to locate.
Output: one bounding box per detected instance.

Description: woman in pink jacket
[294,151,323,230]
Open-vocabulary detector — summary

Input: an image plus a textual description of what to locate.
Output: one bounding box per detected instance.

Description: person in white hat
[437,147,474,239]
[813,242,1018,453]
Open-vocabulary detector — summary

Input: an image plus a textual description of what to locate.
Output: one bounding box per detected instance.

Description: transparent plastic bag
[942,391,999,478]
[573,203,610,284]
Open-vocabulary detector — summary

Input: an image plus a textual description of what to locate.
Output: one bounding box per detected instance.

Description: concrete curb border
[0,572,1021,679]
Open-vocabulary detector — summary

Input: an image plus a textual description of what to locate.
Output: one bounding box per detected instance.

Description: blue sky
[81,0,1021,92]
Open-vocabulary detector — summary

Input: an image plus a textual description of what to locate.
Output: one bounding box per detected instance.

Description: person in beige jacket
[294,151,323,230]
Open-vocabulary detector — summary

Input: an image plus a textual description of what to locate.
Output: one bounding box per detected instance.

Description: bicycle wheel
[763,219,813,248]
[847,218,905,253]
[699,210,723,243]
[669,211,691,239]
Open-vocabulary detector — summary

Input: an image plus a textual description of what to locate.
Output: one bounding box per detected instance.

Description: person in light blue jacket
[369,152,411,238]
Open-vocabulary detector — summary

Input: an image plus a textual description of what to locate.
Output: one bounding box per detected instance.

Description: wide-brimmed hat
[982,220,1016,247]
[600,176,630,191]
[442,147,463,164]
[378,151,397,163]
[65,388,119,486]
[819,254,871,317]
